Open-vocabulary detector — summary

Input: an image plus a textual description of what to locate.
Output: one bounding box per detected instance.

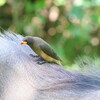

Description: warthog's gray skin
[0,28,100,100]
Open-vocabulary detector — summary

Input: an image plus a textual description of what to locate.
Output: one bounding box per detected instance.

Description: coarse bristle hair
[0,27,100,100]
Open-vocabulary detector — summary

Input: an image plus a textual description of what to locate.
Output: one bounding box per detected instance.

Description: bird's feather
[40,44,62,61]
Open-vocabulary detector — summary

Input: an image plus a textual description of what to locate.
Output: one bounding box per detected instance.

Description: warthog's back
[0,28,100,100]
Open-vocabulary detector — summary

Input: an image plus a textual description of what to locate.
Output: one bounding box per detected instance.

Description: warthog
[0,28,100,100]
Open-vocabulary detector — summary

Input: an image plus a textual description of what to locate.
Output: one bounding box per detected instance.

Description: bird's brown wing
[40,44,62,61]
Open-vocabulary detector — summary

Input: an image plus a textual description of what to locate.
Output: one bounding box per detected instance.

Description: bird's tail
[55,60,62,65]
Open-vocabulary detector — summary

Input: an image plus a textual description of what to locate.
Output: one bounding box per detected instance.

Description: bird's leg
[30,54,48,64]
[37,61,47,65]
[30,54,39,57]
[37,61,58,65]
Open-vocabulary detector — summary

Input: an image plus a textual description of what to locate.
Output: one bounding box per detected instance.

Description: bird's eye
[24,40,27,42]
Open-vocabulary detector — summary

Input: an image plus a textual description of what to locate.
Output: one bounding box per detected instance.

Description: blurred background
[0,0,100,67]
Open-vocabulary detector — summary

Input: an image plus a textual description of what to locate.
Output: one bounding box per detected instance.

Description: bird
[20,36,62,65]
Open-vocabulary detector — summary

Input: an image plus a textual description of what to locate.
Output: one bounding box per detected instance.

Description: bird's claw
[37,61,47,65]
[30,54,39,57]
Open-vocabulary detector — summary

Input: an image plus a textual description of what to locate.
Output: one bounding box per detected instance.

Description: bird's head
[20,36,33,45]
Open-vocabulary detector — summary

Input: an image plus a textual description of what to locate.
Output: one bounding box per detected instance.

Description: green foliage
[68,6,84,20]
[0,0,100,66]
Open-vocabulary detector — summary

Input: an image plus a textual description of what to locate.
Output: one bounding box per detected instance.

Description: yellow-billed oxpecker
[20,36,62,65]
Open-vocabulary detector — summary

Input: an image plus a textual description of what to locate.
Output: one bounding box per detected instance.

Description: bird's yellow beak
[20,41,27,45]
